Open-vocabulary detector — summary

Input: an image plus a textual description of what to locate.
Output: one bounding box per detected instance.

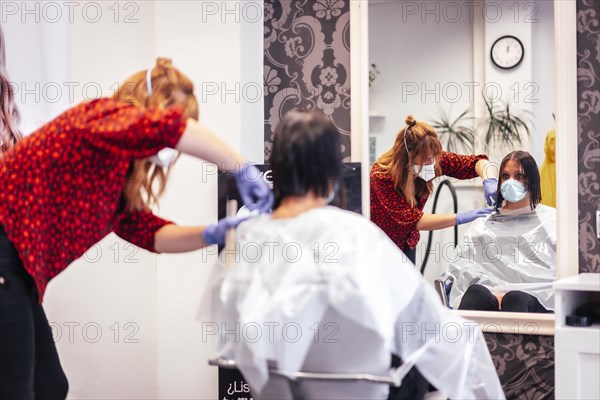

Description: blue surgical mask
[500,179,527,202]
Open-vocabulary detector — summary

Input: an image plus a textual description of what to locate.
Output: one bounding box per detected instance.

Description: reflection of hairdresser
[204,110,504,400]
[450,151,556,313]
[370,116,496,264]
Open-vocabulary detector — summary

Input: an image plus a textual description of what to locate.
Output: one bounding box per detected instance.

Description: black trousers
[387,244,429,400]
[388,355,429,400]
[0,224,69,400]
[402,244,416,265]
[458,284,551,313]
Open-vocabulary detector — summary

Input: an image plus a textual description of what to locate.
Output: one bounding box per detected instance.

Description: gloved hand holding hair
[483,178,498,206]
[234,164,274,214]
[202,215,251,246]
[455,207,495,225]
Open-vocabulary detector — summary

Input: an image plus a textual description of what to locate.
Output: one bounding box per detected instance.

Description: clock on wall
[491,35,524,69]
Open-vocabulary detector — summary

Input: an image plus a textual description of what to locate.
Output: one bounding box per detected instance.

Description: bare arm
[154,224,211,253]
[416,213,457,231]
[175,118,246,172]
[475,158,497,180]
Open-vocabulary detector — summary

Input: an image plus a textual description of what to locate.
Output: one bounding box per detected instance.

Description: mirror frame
[351,0,579,335]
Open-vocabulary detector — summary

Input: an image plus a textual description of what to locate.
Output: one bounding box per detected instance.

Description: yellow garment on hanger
[540,129,556,207]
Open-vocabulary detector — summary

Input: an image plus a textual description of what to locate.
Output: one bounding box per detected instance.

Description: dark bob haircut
[269,109,343,209]
[496,150,541,210]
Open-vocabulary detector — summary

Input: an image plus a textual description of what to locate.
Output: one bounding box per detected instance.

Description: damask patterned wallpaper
[484,333,555,400]
[577,0,600,273]
[263,0,351,162]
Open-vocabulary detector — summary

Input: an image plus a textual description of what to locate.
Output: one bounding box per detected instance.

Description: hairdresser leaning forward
[0,57,272,399]
[371,115,497,264]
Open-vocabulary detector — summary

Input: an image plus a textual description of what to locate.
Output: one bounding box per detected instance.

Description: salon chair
[208,358,447,400]
[434,273,454,308]
[208,307,447,400]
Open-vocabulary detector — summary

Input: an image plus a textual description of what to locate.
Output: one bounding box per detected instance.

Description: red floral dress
[370,152,488,251]
[0,98,187,301]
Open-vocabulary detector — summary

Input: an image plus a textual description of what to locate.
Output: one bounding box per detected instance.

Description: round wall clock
[491,35,524,69]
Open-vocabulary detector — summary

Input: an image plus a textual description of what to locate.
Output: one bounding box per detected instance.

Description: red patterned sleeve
[439,151,488,180]
[74,98,187,159]
[113,209,175,253]
[370,171,424,232]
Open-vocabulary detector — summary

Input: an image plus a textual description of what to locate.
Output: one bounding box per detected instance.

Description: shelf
[554,273,600,292]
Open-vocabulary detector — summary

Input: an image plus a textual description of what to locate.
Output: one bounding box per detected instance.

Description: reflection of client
[449,151,556,313]
[203,110,504,399]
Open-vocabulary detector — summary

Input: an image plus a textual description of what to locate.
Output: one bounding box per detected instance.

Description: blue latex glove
[234,164,274,213]
[483,178,498,206]
[456,207,495,225]
[202,216,250,245]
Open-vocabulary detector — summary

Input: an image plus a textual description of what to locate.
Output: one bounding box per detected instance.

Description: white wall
[531,0,555,165]
[4,1,263,398]
[483,0,555,165]
[368,0,555,281]
[153,1,259,398]
[3,13,71,134]
[368,0,475,156]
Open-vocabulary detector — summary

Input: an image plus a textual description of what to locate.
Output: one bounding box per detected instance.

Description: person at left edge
[0,58,271,399]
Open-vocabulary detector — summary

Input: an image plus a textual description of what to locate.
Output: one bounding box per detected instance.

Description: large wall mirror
[351,0,579,335]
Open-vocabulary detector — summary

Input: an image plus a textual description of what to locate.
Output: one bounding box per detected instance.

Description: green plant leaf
[480,95,531,149]
[428,107,475,153]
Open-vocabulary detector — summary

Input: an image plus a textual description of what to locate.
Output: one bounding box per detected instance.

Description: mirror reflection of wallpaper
[577,0,600,273]
[485,333,555,399]
[263,0,351,162]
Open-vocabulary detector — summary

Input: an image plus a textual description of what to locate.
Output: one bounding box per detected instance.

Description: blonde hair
[114,58,199,211]
[372,115,442,207]
[0,26,23,155]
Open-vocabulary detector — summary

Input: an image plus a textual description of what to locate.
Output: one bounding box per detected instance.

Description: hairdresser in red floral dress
[0,57,272,399]
[371,115,497,266]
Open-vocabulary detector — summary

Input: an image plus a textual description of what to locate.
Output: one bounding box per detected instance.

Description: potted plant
[480,96,532,150]
[428,107,475,154]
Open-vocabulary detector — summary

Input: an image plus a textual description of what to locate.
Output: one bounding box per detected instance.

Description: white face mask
[413,161,436,182]
[149,148,178,168]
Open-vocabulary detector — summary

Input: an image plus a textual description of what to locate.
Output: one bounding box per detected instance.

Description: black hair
[496,150,541,210]
[269,109,343,209]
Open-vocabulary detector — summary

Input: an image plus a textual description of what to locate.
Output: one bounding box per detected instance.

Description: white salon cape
[448,204,557,310]
[200,206,504,399]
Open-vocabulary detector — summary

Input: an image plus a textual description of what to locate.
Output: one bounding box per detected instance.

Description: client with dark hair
[449,150,557,313]
[269,109,343,211]
[202,109,504,400]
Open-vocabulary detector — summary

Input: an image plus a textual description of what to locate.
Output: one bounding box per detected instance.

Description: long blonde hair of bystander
[0,26,22,155]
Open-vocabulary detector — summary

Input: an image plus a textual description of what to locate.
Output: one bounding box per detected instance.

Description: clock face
[491,36,524,69]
